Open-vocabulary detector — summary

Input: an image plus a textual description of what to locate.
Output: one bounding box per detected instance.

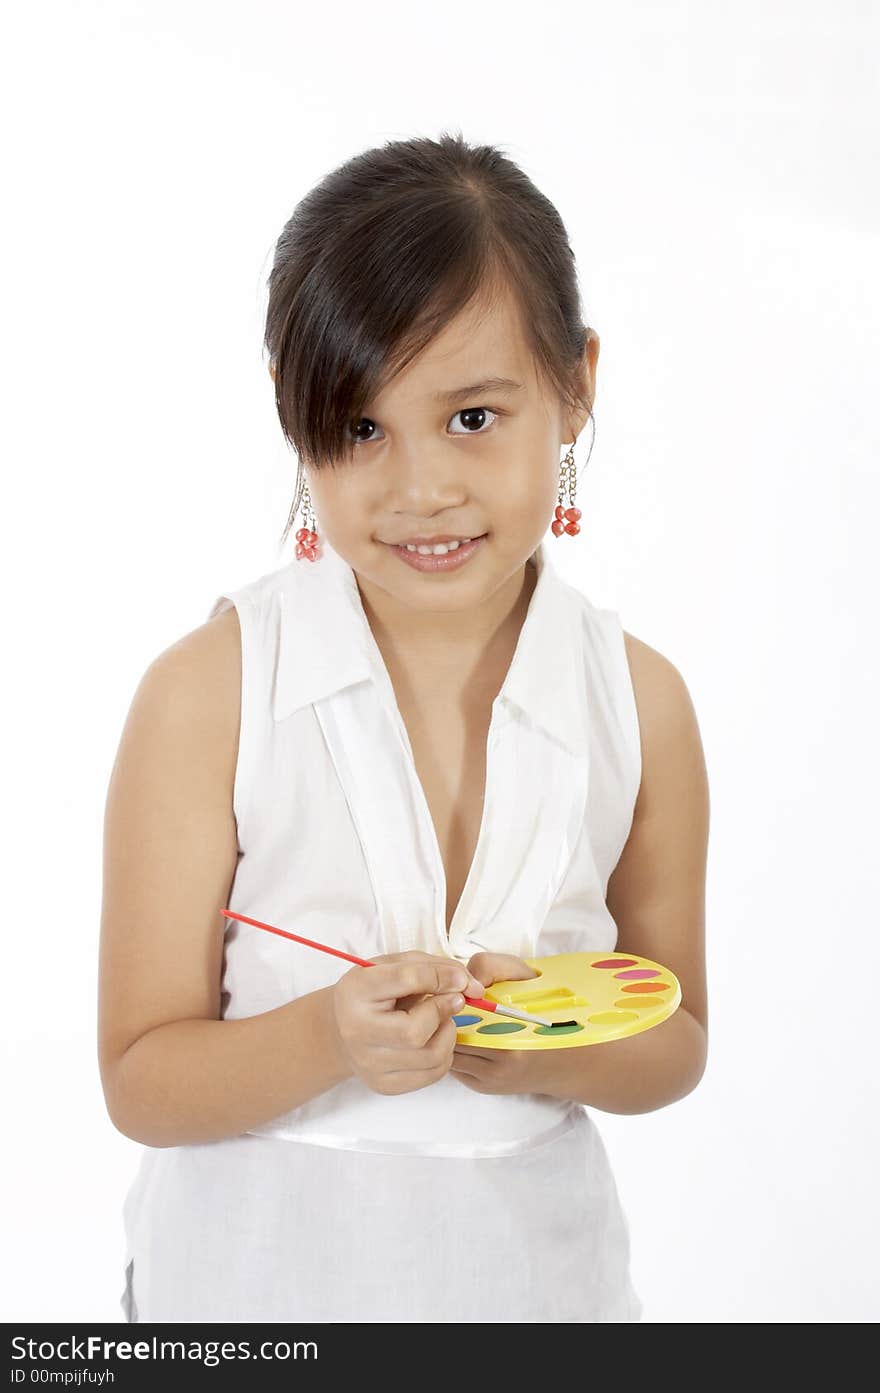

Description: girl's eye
[448,406,499,436]
[348,406,500,445]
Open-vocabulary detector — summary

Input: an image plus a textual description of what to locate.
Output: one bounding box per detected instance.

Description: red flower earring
[294,475,322,561]
[552,443,582,538]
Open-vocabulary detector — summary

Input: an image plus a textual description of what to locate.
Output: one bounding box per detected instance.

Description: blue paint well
[453,1013,482,1026]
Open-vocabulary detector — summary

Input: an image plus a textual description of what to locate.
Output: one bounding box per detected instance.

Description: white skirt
[120,1107,642,1323]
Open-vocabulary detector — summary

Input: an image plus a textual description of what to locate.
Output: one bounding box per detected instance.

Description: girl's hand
[450,951,553,1097]
[329,951,485,1097]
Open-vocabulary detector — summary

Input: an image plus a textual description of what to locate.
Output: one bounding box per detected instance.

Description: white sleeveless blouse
[118,536,644,1323]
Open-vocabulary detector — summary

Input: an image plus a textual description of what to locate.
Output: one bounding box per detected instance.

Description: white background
[2,0,877,1323]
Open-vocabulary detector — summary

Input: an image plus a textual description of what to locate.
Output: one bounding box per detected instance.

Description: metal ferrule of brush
[494,1004,555,1027]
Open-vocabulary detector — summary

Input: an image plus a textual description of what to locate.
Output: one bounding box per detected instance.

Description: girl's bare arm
[98,608,352,1148]
[545,634,710,1112]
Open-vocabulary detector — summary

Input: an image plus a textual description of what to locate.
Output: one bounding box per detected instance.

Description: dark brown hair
[264,129,596,548]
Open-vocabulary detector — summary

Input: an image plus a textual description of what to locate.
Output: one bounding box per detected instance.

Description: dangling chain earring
[294,471,322,562]
[552,442,582,538]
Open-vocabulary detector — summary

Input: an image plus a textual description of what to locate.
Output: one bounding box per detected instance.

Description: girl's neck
[356,557,537,681]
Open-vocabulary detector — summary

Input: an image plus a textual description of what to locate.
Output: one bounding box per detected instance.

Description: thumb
[466,951,540,988]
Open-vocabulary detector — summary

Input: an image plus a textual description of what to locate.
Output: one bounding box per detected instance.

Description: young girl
[99,131,709,1324]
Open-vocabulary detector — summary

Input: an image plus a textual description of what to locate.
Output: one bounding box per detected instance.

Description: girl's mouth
[387,534,488,573]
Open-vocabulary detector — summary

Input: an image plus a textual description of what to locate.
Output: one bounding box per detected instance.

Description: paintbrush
[220,909,567,1027]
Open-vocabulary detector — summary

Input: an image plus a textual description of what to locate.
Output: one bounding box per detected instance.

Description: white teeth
[405,538,471,555]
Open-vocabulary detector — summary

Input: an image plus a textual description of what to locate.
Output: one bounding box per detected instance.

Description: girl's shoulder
[136,602,243,767]
[619,628,696,749]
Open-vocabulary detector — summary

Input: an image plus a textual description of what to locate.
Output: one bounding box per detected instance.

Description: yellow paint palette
[453,951,681,1049]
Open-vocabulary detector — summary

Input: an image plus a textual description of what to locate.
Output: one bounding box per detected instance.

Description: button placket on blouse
[448,706,504,959]
[375,667,510,960]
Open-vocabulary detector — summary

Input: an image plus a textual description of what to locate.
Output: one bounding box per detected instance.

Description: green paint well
[534,1022,584,1036]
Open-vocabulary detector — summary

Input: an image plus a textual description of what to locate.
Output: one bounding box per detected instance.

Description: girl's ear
[268,359,277,382]
[565,329,600,440]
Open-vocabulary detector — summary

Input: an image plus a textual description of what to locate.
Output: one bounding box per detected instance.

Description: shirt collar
[272,534,589,755]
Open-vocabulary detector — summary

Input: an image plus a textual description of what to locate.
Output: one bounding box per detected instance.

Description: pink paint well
[613,968,659,980]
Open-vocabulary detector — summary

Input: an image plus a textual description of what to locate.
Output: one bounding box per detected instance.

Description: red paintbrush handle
[221,908,493,1011]
[222,909,374,967]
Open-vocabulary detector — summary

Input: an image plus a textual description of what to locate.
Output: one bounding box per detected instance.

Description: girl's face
[286,283,597,620]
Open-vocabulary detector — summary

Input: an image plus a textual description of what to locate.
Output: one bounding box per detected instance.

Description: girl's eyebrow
[362,377,525,414]
[432,376,525,403]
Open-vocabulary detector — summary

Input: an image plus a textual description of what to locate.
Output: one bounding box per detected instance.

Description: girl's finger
[362,958,471,1005]
[367,989,463,1050]
[466,951,540,984]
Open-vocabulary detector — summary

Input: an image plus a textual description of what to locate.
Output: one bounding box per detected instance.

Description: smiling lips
[389,534,488,571]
